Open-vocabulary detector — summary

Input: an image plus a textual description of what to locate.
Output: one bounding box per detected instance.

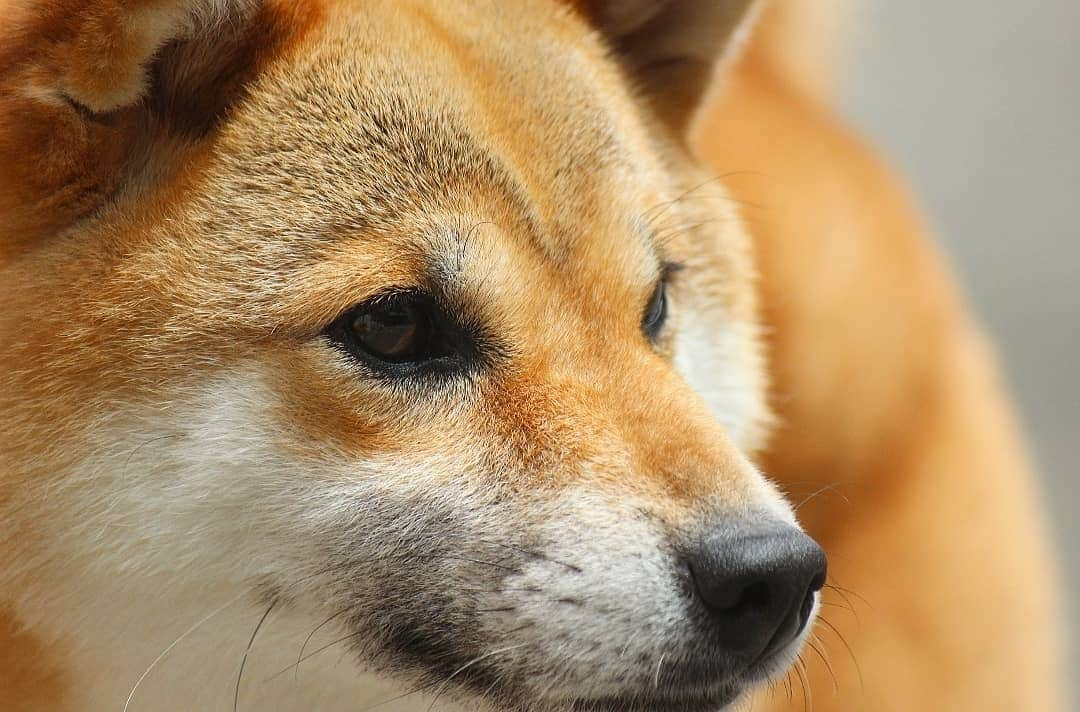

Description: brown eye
[350,297,424,362]
[326,290,479,376]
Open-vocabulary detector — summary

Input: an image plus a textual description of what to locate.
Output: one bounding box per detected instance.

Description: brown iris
[327,289,485,377]
[336,291,444,366]
[351,298,423,361]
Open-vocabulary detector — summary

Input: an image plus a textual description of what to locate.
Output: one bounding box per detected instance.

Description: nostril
[691,562,773,614]
[729,580,771,614]
[719,580,774,620]
[686,522,828,663]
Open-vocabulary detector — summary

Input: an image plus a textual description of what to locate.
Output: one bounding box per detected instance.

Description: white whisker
[123,590,249,712]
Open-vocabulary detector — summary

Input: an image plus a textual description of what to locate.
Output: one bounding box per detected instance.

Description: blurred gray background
[840,0,1078,691]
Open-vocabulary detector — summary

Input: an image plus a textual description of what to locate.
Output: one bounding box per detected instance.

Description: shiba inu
[0,0,1064,711]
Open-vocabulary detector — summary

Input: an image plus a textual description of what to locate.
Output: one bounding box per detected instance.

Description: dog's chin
[459,647,802,712]
[490,625,815,712]
[475,689,740,712]
[561,688,742,712]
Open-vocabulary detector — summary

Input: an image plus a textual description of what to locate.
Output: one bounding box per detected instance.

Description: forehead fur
[47,0,735,360]
[180,0,675,270]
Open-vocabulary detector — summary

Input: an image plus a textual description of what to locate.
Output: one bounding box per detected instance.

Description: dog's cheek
[673,302,770,454]
[106,364,517,677]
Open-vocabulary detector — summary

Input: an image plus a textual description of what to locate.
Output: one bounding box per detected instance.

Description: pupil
[355,303,419,358]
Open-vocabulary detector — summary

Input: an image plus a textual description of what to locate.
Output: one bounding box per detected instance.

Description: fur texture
[0,0,1064,711]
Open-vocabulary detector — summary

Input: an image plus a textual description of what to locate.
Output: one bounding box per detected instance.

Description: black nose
[688,522,827,663]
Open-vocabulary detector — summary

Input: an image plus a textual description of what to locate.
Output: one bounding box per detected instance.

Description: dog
[0,0,1064,710]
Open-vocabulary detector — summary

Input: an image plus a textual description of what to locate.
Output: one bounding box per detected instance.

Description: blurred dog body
[706,6,1066,709]
[0,1,1064,711]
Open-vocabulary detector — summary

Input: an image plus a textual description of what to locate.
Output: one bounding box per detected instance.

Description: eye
[350,295,426,362]
[642,278,668,341]
[327,291,458,370]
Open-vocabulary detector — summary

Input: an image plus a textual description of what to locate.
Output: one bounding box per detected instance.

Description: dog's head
[0,1,824,710]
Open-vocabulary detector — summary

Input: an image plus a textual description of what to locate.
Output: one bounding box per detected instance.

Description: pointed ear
[579,0,760,133]
[0,0,313,259]
[0,0,239,255]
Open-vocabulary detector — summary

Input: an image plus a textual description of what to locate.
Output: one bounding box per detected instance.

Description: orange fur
[0,0,1063,710]
[0,607,69,712]
[697,54,1064,710]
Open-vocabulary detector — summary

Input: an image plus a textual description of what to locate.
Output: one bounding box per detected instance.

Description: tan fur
[697,55,1065,710]
[0,0,1064,710]
[744,0,852,101]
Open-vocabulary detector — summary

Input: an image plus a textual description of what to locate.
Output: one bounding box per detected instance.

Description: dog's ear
[0,0,310,259]
[578,0,759,133]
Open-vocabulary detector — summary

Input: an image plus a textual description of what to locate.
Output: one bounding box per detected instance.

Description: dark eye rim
[324,289,477,379]
[642,263,681,341]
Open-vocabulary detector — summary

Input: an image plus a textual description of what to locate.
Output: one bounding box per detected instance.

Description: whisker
[794,654,812,712]
[121,434,178,479]
[687,192,769,211]
[294,606,353,682]
[821,584,862,623]
[651,218,726,248]
[642,176,725,224]
[353,678,442,711]
[123,590,249,712]
[806,635,838,694]
[457,221,496,268]
[818,600,854,611]
[642,171,771,228]
[264,630,365,683]
[423,643,531,712]
[234,599,277,712]
[653,652,667,690]
[273,611,524,689]
[824,580,874,610]
[793,483,851,512]
[817,615,864,692]
[618,630,640,658]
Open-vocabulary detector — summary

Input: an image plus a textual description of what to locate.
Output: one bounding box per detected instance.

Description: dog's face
[0,1,824,710]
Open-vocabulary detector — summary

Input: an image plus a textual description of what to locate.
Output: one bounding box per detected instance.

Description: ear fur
[0,0,281,259]
[580,0,760,133]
